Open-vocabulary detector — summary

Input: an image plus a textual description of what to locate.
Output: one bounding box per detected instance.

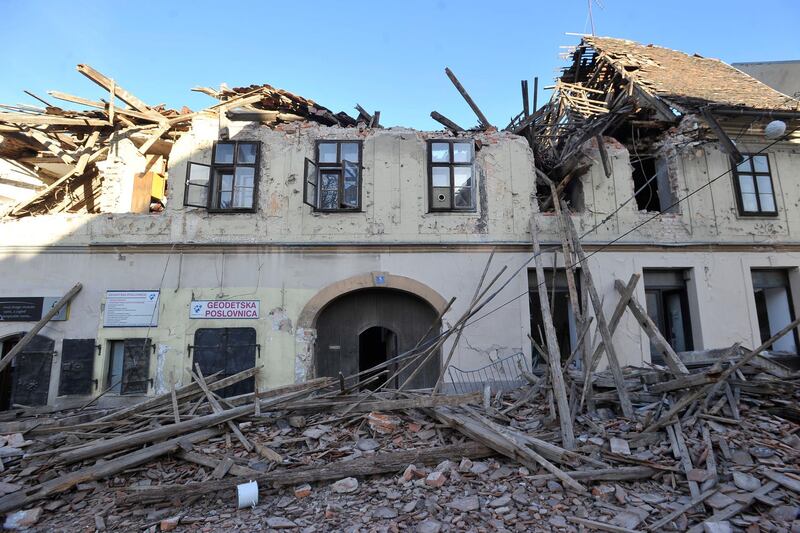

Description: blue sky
[1,0,798,129]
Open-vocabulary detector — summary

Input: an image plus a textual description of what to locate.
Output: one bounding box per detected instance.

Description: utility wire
[463,126,799,332]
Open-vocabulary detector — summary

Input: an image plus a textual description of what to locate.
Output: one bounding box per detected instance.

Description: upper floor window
[304,141,362,211]
[184,141,260,212]
[428,140,475,211]
[732,154,777,216]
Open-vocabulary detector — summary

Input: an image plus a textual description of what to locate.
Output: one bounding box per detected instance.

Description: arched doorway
[0,334,54,409]
[359,326,398,390]
[315,288,441,389]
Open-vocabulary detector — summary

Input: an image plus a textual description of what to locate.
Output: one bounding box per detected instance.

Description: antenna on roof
[587,0,604,36]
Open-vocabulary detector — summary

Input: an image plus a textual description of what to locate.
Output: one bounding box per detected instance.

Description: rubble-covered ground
[9,384,800,533]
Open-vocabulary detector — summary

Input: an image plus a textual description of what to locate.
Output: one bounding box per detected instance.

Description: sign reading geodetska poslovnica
[190,300,260,319]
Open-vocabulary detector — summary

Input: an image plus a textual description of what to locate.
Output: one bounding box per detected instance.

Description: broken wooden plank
[0,283,81,374]
[0,428,220,514]
[58,385,319,464]
[430,111,464,132]
[122,442,493,505]
[567,516,640,533]
[175,450,262,478]
[685,481,779,533]
[0,113,109,126]
[672,423,702,501]
[647,487,719,531]
[761,468,800,494]
[431,407,585,492]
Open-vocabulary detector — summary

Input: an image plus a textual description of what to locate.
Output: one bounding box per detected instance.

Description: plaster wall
[0,245,797,406]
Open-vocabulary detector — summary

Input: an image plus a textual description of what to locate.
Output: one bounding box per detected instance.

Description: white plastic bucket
[237,480,258,509]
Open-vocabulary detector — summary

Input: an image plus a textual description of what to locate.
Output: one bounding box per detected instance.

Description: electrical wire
[462,126,799,332]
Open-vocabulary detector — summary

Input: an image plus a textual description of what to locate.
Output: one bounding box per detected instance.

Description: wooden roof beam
[444,67,493,129]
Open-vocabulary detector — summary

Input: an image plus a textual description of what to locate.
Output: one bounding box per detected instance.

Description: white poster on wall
[104,290,160,327]
[190,300,260,319]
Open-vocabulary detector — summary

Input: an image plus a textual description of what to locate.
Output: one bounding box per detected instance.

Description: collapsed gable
[510,35,800,211]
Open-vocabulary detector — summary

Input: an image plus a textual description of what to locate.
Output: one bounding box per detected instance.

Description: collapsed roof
[0,67,368,218]
[508,36,800,189]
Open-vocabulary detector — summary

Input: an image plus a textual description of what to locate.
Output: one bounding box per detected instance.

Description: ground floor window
[106,338,151,395]
[643,269,694,363]
[752,269,798,355]
[528,269,582,366]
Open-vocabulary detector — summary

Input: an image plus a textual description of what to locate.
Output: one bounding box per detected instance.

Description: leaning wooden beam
[47,91,105,109]
[76,64,164,123]
[192,365,253,452]
[444,67,492,128]
[430,111,464,132]
[122,442,493,505]
[614,279,689,376]
[587,273,640,372]
[0,428,220,514]
[563,206,635,418]
[354,104,372,123]
[700,107,743,164]
[0,283,81,374]
[531,216,576,449]
[17,126,76,165]
[137,123,170,156]
[595,135,612,178]
[75,131,100,174]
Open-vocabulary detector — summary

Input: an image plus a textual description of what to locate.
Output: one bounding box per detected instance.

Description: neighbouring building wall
[733,61,800,99]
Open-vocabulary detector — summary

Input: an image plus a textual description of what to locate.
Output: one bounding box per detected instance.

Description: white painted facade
[1,113,799,407]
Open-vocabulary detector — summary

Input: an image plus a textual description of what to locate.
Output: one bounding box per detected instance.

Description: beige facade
[1,114,799,407]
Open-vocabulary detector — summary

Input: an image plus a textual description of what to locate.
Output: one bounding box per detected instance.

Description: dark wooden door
[193,328,256,397]
[315,288,440,389]
[11,335,54,407]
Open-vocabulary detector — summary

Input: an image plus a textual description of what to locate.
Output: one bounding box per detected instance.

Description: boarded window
[117,338,151,395]
[193,328,256,397]
[11,335,54,407]
[58,339,95,396]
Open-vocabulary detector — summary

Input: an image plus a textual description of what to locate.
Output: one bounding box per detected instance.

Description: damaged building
[0,35,798,415]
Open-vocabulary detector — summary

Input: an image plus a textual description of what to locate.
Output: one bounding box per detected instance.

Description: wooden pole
[444,67,492,129]
[530,217,575,449]
[0,283,82,374]
[562,206,635,418]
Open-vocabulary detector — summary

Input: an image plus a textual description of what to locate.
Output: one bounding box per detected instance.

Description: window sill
[735,212,780,219]
[312,209,363,214]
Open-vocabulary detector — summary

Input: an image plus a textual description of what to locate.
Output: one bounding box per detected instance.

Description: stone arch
[297,272,448,330]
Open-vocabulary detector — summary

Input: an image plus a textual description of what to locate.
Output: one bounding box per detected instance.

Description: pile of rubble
[0,341,795,532]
